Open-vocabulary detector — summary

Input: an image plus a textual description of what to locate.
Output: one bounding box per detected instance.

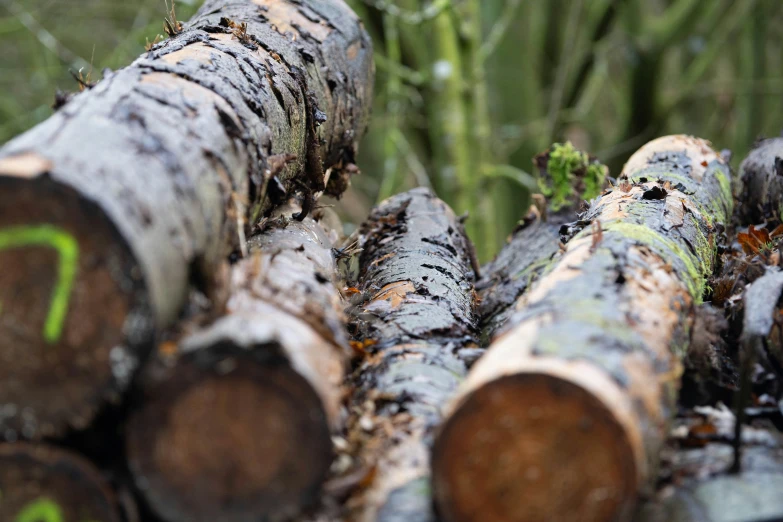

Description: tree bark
[125,206,349,522]
[0,442,121,522]
[477,209,570,343]
[432,135,733,522]
[343,188,479,522]
[737,137,783,226]
[0,0,372,438]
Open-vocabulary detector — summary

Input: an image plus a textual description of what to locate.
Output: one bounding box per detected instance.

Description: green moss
[601,221,706,302]
[539,141,608,210]
[714,166,732,207]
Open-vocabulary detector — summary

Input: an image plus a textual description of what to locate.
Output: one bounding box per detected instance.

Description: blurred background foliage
[1,0,782,259]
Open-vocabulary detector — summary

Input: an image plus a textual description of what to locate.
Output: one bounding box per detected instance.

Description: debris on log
[737,137,783,226]
[0,0,372,438]
[343,188,478,522]
[0,442,121,522]
[432,135,733,522]
[125,206,349,522]
[478,143,608,341]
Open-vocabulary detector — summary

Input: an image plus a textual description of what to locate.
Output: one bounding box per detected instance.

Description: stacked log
[343,188,479,522]
[0,0,373,438]
[0,443,121,522]
[126,206,349,522]
[432,135,733,522]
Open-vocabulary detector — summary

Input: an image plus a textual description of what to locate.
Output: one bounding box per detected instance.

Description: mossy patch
[537,141,608,211]
[601,221,707,302]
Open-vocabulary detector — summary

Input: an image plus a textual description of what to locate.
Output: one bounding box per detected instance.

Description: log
[432,135,733,522]
[0,0,372,438]
[125,206,348,522]
[344,188,479,522]
[737,137,783,225]
[478,144,609,341]
[0,442,121,522]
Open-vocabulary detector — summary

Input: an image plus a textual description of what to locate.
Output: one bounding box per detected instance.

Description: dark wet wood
[433,135,733,522]
[737,137,783,226]
[0,0,372,439]
[343,188,478,522]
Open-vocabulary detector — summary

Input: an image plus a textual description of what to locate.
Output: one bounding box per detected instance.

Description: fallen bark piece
[737,137,783,225]
[638,438,783,522]
[344,188,478,522]
[126,208,349,522]
[0,442,121,522]
[0,0,372,438]
[433,135,733,522]
[478,144,609,341]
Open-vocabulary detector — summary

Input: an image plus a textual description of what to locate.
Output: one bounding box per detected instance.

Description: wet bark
[0,0,372,438]
[432,136,733,522]
[343,188,479,522]
[0,442,121,522]
[737,137,783,226]
[125,206,349,522]
[477,209,570,344]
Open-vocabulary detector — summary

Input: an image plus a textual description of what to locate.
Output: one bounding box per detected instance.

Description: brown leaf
[771,224,783,238]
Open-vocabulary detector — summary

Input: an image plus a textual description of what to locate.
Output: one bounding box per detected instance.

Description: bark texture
[0,0,372,438]
[0,442,121,522]
[125,207,349,522]
[737,137,783,225]
[477,210,569,343]
[344,188,479,522]
[433,135,733,522]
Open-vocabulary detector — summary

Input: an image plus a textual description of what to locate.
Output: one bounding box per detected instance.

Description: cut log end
[0,442,121,522]
[0,174,149,438]
[126,344,333,522]
[433,373,637,522]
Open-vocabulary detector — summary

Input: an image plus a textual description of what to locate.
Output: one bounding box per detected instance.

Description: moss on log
[125,207,349,522]
[0,0,372,439]
[432,136,733,522]
[344,188,478,522]
[0,442,121,522]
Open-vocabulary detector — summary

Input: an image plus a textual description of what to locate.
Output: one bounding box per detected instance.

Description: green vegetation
[539,141,607,210]
[1,0,782,259]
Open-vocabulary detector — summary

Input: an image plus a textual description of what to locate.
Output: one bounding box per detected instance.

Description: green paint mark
[15,498,64,522]
[0,225,79,344]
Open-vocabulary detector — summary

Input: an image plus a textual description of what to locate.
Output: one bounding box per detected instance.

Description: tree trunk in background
[0,442,121,522]
[343,188,479,522]
[432,136,733,522]
[0,0,373,439]
[126,206,349,522]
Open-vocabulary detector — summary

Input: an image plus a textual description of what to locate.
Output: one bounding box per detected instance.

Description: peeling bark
[432,136,733,522]
[344,188,478,522]
[0,442,121,522]
[0,0,372,438]
[737,137,783,226]
[125,206,349,522]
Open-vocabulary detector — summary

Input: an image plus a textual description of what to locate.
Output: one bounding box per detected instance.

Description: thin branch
[477,0,522,64]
